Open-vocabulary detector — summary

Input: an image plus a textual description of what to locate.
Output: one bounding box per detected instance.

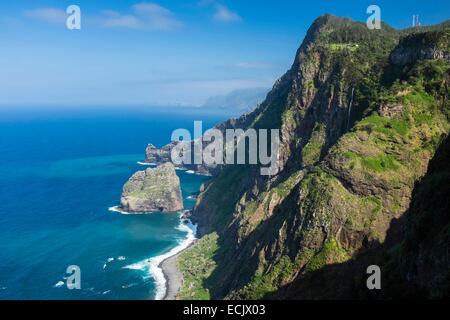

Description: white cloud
[100,11,140,29]
[235,62,272,69]
[101,2,182,31]
[24,3,182,31]
[213,4,241,23]
[216,62,273,71]
[24,8,66,24]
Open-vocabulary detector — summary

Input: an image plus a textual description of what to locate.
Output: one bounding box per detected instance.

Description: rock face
[381,134,450,298]
[120,163,183,213]
[145,142,216,175]
[144,113,256,176]
[390,30,450,67]
[145,143,173,164]
[177,15,450,299]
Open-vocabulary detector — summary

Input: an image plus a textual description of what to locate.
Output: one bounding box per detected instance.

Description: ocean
[0,107,227,300]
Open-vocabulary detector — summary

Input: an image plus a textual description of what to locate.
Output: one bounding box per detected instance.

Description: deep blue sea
[0,107,226,300]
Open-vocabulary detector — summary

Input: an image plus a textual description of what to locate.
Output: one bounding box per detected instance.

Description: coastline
[120,211,197,300]
[116,163,202,300]
[137,161,211,176]
[160,241,195,300]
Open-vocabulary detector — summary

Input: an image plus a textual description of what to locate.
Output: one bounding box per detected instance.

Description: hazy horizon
[1,0,449,108]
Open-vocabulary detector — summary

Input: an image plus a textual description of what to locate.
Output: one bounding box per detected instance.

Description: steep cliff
[379,134,450,299]
[178,15,450,299]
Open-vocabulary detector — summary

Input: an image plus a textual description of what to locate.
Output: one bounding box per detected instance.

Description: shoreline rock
[120,163,183,213]
[181,210,192,219]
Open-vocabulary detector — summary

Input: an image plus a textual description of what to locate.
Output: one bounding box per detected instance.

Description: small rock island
[120,162,183,213]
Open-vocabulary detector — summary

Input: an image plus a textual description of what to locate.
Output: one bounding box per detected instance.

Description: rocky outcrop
[120,163,183,213]
[144,112,258,176]
[145,143,173,164]
[378,103,404,117]
[145,141,216,176]
[390,30,450,66]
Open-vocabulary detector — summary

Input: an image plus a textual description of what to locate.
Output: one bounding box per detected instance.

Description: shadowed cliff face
[178,15,450,300]
[383,133,450,299]
[276,134,450,299]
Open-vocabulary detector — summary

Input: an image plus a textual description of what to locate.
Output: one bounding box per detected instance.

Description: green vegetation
[357,113,410,137]
[306,238,350,272]
[344,195,383,233]
[177,233,219,300]
[281,108,299,127]
[234,255,297,299]
[199,165,252,231]
[328,43,359,52]
[361,153,400,172]
[300,169,383,235]
[302,123,326,166]
[305,80,316,90]
[273,172,302,198]
[299,170,333,211]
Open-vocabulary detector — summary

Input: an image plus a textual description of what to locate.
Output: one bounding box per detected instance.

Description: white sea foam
[109,206,150,215]
[183,170,211,177]
[117,256,126,261]
[123,213,197,300]
[103,257,117,270]
[195,172,212,177]
[123,263,145,270]
[137,161,156,166]
[53,281,64,288]
[137,162,189,172]
[122,283,138,289]
[186,195,197,200]
[108,206,129,214]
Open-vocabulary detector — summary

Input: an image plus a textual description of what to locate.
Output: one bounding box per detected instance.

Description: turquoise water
[0,108,224,299]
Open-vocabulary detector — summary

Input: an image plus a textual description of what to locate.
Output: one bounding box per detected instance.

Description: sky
[0,0,449,108]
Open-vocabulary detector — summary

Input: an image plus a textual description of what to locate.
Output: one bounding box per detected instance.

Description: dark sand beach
[160,253,183,300]
[160,241,195,300]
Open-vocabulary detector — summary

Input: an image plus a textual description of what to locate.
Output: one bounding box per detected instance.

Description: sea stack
[120,163,183,213]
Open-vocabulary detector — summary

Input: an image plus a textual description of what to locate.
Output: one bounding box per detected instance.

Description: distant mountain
[202,88,269,112]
